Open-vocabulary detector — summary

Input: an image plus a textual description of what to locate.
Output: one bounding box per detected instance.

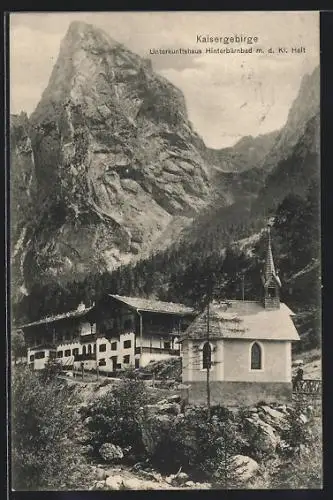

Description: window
[111,342,117,351]
[202,342,212,370]
[98,359,106,367]
[35,351,45,359]
[65,349,71,357]
[57,351,63,358]
[49,351,57,359]
[164,341,171,350]
[123,355,130,364]
[123,340,131,349]
[99,343,107,352]
[72,348,79,357]
[82,346,87,355]
[135,359,140,368]
[251,342,262,370]
[88,344,92,354]
[29,354,35,362]
[267,287,276,298]
[93,344,96,353]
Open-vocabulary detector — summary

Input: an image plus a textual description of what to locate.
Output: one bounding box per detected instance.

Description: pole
[96,347,99,381]
[206,293,211,421]
[138,311,143,368]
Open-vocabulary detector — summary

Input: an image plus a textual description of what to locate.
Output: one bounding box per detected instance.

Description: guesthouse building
[19,294,195,373]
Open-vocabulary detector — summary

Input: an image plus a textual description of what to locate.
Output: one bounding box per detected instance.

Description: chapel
[180,227,300,406]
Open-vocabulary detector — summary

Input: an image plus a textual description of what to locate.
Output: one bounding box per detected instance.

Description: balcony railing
[74,353,97,362]
[135,346,181,356]
[80,333,97,342]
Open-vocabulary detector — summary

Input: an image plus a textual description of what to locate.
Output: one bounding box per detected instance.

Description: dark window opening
[57,351,63,358]
[82,346,87,355]
[49,351,57,359]
[251,342,262,370]
[65,349,71,357]
[35,351,45,359]
[135,359,140,368]
[202,342,212,370]
[98,358,106,367]
[123,355,130,364]
[267,287,276,298]
[99,343,107,352]
[29,354,35,362]
[123,340,131,349]
[111,342,117,351]
[72,348,79,356]
[164,341,171,350]
[88,344,92,354]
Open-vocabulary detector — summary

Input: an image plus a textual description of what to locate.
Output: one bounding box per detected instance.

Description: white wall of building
[182,339,292,383]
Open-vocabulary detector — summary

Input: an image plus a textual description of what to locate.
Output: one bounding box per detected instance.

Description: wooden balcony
[135,346,181,356]
[79,333,97,343]
[74,353,97,362]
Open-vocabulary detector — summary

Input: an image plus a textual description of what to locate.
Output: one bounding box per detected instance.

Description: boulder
[105,475,125,490]
[185,481,195,487]
[299,413,308,424]
[95,467,108,481]
[243,416,280,454]
[99,443,124,462]
[167,394,181,403]
[121,477,165,489]
[94,480,107,490]
[137,403,181,455]
[138,470,163,482]
[166,472,189,486]
[259,405,288,431]
[230,455,259,483]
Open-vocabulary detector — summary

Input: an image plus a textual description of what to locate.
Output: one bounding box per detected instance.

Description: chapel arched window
[251,342,262,370]
[202,342,212,370]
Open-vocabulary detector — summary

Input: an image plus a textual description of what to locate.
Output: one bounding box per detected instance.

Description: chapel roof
[108,294,195,315]
[180,300,300,341]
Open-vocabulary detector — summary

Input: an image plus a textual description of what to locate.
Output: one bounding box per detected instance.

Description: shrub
[38,358,63,383]
[82,379,148,456]
[11,365,90,490]
[151,405,245,484]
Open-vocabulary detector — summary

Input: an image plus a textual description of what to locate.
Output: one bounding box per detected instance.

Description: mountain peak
[62,20,121,53]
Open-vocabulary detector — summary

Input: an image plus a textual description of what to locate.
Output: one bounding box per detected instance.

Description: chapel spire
[262,224,281,309]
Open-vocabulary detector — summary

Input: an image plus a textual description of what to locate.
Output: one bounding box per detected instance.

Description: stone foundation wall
[180,381,293,407]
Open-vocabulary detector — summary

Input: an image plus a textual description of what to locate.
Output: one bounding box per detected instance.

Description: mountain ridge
[10,21,320,311]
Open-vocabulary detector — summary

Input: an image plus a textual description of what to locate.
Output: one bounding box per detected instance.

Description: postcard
[9,11,321,491]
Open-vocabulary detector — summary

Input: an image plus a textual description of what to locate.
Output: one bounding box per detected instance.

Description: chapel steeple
[262,225,281,309]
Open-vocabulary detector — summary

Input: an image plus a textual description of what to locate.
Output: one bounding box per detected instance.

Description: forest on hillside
[14,178,320,352]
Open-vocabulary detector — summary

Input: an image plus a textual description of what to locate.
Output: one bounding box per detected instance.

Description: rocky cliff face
[12,21,212,290]
[260,65,319,173]
[10,112,37,299]
[207,130,280,174]
[10,20,320,299]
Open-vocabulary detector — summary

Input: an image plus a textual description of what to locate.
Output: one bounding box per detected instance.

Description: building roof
[29,343,57,351]
[18,306,94,329]
[108,294,195,315]
[181,300,300,341]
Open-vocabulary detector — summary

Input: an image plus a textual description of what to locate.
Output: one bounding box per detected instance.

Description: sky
[10,11,319,148]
